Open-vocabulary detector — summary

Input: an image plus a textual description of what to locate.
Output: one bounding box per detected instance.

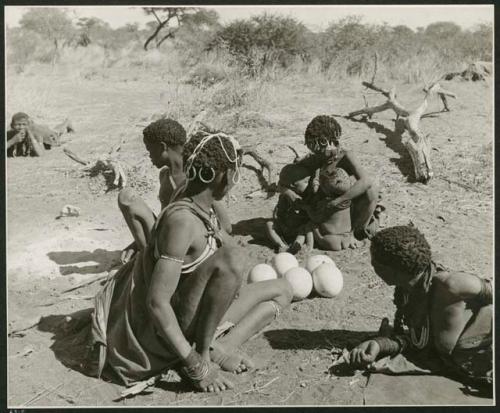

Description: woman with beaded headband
[90,131,293,393]
[279,115,384,241]
[347,225,492,394]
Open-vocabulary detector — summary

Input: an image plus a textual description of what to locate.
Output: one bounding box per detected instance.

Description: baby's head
[279,163,310,196]
[319,166,351,196]
[304,115,342,155]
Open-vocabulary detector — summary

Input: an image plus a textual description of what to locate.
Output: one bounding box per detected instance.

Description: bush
[212,13,311,75]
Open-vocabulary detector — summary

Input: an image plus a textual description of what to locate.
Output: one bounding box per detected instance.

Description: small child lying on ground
[301,166,360,251]
[266,163,314,254]
[7,112,74,157]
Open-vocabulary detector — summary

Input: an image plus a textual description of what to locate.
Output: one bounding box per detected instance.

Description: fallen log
[348,78,456,183]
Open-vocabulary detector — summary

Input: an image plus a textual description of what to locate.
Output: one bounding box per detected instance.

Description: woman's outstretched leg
[210,278,293,373]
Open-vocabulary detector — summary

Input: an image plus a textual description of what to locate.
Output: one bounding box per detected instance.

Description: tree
[142,7,217,50]
[19,8,74,63]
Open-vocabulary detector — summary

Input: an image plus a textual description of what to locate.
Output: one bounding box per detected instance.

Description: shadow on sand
[232,217,275,249]
[47,249,122,276]
[346,116,416,182]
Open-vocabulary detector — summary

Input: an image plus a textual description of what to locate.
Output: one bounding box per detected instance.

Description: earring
[199,167,215,183]
[187,166,197,181]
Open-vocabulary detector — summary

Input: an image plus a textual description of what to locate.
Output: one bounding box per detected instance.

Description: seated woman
[347,225,492,394]
[266,163,314,254]
[89,131,293,393]
[118,118,231,263]
[279,115,383,240]
[303,166,360,251]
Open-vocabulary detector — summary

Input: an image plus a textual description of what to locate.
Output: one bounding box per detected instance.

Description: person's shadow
[232,217,275,249]
[264,328,377,377]
[47,249,122,276]
[38,309,195,396]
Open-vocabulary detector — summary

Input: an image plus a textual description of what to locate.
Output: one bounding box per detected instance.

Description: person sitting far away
[300,166,360,251]
[347,225,492,395]
[6,112,74,157]
[7,112,44,157]
[118,118,232,263]
[89,130,294,393]
[266,163,314,254]
[279,115,384,241]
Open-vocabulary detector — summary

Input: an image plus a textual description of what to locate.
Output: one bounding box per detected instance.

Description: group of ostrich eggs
[248,252,343,301]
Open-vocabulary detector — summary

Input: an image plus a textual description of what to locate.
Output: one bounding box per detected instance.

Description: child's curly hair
[305,115,342,146]
[370,225,432,276]
[143,118,187,147]
[183,131,242,181]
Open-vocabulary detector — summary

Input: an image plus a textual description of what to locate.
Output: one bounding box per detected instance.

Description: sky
[5,5,493,32]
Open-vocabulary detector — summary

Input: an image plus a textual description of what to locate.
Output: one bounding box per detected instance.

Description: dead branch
[63,148,89,166]
[348,75,456,183]
[241,146,273,184]
[63,145,127,189]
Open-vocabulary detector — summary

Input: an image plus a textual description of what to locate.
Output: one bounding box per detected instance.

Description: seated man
[6,112,74,157]
[304,166,360,251]
[347,225,492,395]
[266,163,314,254]
[118,118,231,263]
[89,131,293,393]
[279,115,383,240]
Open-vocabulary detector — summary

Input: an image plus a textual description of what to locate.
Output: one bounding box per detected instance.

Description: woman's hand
[348,340,381,367]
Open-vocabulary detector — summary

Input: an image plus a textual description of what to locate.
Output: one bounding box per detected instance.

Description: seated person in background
[280,115,383,240]
[118,118,231,263]
[6,112,74,157]
[347,225,492,395]
[266,163,314,254]
[7,112,44,157]
[90,132,293,393]
[302,166,360,251]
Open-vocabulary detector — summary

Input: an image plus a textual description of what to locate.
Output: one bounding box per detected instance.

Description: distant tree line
[6,7,492,75]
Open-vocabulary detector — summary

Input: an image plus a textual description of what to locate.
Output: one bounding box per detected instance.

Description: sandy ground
[6,67,493,407]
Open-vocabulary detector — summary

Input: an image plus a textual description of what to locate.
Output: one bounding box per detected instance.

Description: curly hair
[143,118,187,147]
[183,131,242,181]
[371,225,432,276]
[304,115,342,145]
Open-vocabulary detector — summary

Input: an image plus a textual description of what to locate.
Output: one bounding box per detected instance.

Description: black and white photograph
[5,3,494,408]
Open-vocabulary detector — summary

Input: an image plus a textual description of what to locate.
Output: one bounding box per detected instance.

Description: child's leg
[351,182,383,240]
[313,228,343,251]
[265,220,288,252]
[118,188,155,250]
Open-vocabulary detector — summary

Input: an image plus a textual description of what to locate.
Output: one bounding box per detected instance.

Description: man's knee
[118,187,138,209]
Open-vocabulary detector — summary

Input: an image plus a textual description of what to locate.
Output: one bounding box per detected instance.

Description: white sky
[5,5,493,32]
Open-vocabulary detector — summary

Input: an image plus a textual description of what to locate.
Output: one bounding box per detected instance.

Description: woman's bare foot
[181,358,234,393]
[210,342,255,374]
